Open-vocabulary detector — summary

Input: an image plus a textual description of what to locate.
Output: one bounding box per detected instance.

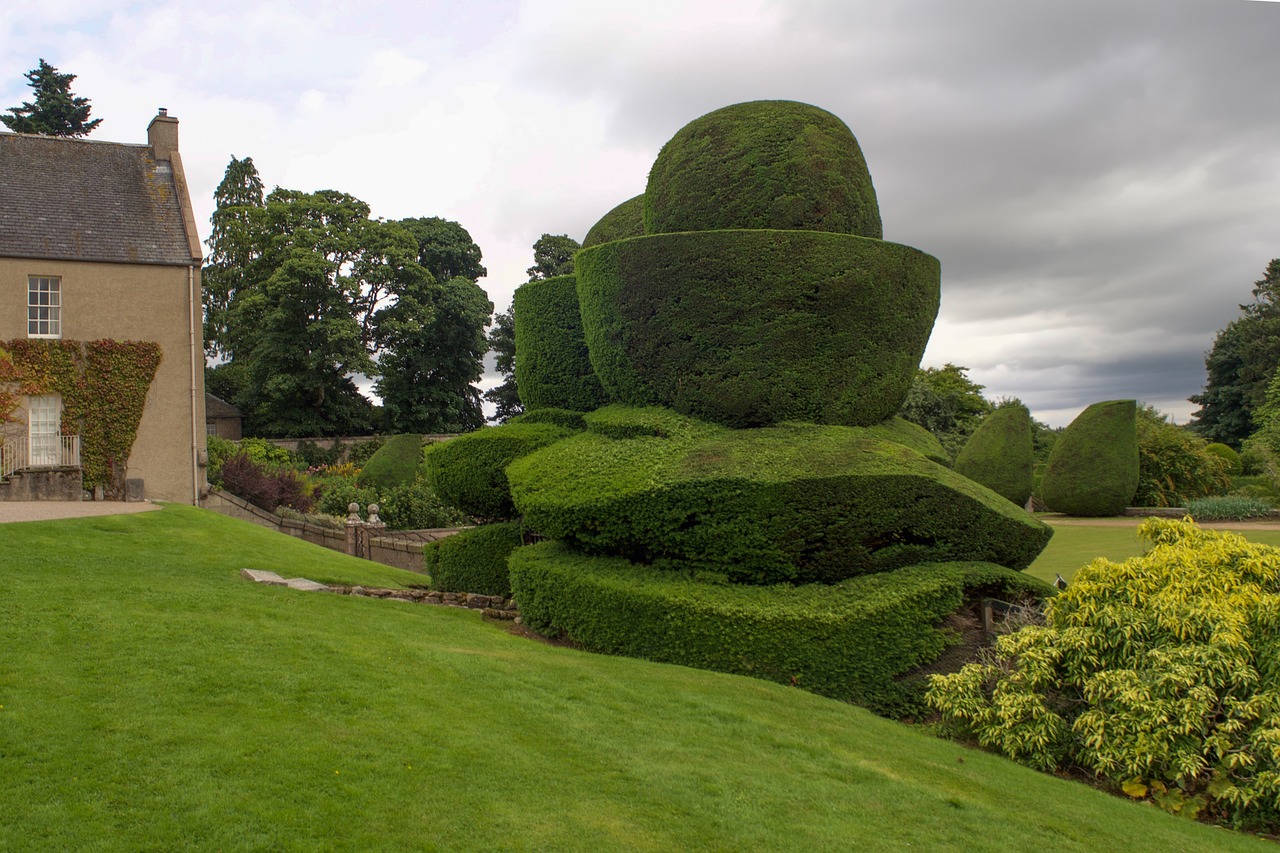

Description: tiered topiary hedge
[424,521,524,598]
[507,407,588,431]
[1041,400,1139,517]
[507,407,1052,584]
[582,194,645,248]
[355,433,423,490]
[426,422,573,520]
[575,230,940,428]
[953,406,1034,506]
[513,275,609,413]
[510,542,1053,717]
[643,100,882,238]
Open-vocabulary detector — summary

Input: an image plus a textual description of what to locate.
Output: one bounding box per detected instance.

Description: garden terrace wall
[261,434,455,459]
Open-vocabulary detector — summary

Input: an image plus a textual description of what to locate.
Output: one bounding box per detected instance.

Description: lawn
[0,505,1272,851]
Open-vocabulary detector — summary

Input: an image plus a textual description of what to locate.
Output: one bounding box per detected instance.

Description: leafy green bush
[512,275,609,413]
[1133,408,1231,507]
[376,479,470,530]
[425,521,523,597]
[508,407,1052,584]
[1204,442,1243,477]
[508,408,588,431]
[953,405,1034,506]
[356,434,424,490]
[346,436,387,467]
[426,422,573,520]
[1040,400,1139,516]
[643,100,882,238]
[206,435,238,486]
[1186,495,1274,521]
[582,194,645,248]
[575,230,939,428]
[236,438,303,470]
[928,519,1280,830]
[511,542,1051,717]
[315,477,379,519]
[295,439,344,469]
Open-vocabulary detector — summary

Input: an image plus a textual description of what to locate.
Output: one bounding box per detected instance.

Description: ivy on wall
[2,339,162,497]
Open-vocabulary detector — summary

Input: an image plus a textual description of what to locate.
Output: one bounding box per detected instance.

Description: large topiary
[355,434,423,490]
[425,422,572,520]
[953,405,1034,507]
[582,194,645,248]
[576,230,939,428]
[507,406,1052,584]
[643,100,882,238]
[1040,400,1139,516]
[425,521,524,597]
[513,275,609,413]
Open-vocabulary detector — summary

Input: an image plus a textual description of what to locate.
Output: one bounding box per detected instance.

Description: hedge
[513,275,609,413]
[508,407,588,431]
[575,230,940,428]
[953,406,1034,506]
[426,422,573,520]
[864,416,950,466]
[424,521,523,597]
[509,542,1053,717]
[1041,400,1139,517]
[508,408,1053,584]
[355,433,423,490]
[582,194,645,248]
[643,100,882,239]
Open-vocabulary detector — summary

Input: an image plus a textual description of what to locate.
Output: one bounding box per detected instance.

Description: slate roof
[0,132,198,265]
[204,393,242,419]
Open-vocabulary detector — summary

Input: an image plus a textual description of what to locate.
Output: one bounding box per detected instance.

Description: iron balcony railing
[0,435,81,479]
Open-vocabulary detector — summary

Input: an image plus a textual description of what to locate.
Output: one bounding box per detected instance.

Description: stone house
[0,110,207,503]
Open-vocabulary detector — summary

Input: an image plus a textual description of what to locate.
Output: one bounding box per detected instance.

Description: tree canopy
[1,59,102,137]
[397,217,487,284]
[1189,259,1280,447]
[482,306,523,422]
[526,234,580,279]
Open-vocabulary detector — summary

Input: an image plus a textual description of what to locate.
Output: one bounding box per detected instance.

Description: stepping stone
[241,569,286,585]
[285,578,329,591]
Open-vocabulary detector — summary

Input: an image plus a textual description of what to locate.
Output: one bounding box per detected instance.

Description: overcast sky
[4,0,1277,426]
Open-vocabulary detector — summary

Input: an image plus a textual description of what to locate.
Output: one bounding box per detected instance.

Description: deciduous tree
[482,306,522,422]
[526,234,580,279]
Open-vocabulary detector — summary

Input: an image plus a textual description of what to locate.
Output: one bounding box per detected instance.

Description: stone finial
[367,503,382,525]
[347,502,362,524]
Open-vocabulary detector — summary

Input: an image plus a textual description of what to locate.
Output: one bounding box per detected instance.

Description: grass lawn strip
[0,505,1272,850]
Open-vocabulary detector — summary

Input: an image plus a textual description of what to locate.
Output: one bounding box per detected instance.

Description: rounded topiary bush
[1203,442,1242,477]
[425,422,573,520]
[513,275,609,413]
[1040,400,1139,517]
[953,406,1034,507]
[425,521,524,597]
[583,194,645,248]
[644,100,881,238]
[575,230,939,427]
[355,434,423,490]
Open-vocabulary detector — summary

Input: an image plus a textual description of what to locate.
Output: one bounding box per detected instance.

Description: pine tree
[2,59,102,137]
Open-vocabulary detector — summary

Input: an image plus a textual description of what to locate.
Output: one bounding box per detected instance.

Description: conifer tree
[2,59,102,137]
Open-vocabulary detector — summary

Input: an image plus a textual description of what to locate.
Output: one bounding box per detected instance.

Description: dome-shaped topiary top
[583,194,645,248]
[954,405,1035,507]
[1041,400,1139,517]
[643,100,882,238]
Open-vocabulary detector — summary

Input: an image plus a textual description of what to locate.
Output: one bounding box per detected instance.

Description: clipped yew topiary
[507,407,588,431]
[575,230,939,428]
[510,542,1053,716]
[582,194,645,248]
[507,407,1052,584]
[513,275,609,413]
[355,434,423,490]
[1040,400,1139,517]
[643,100,882,238]
[425,422,573,520]
[424,521,524,598]
[953,405,1034,506]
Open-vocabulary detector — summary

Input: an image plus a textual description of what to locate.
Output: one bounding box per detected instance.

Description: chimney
[147,107,179,161]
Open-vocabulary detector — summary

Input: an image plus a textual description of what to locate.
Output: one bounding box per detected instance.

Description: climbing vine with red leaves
[2,339,162,497]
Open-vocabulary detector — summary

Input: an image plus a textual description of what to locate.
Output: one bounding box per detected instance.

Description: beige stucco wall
[0,256,206,504]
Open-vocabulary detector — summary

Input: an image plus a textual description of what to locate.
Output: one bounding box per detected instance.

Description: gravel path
[0,501,162,523]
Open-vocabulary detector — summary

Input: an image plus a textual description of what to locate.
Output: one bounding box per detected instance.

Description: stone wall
[260,434,456,460]
[0,467,83,501]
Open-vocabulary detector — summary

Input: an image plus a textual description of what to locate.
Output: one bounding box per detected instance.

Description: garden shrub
[508,408,588,431]
[347,436,387,467]
[513,275,608,412]
[295,439,344,469]
[953,405,1034,506]
[425,521,523,597]
[510,542,1052,717]
[1132,408,1230,507]
[927,518,1280,831]
[356,433,424,490]
[426,422,573,520]
[235,437,302,470]
[1186,495,1274,521]
[643,100,882,238]
[508,407,1052,584]
[315,477,379,519]
[864,416,950,466]
[376,478,470,530]
[1230,474,1280,504]
[219,452,314,513]
[575,230,939,428]
[1204,442,1243,477]
[206,435,238,486]
[582,194,645,248]
[1040,400,1139,516]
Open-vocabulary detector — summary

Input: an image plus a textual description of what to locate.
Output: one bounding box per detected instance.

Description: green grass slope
[0,506,1269,851]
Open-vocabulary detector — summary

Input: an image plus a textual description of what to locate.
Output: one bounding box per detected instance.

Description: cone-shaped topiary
[513,275,609,413]
[643,100,882,238]
[355,434,423,490]
[1041,400,1139,517]
[954,405,1034,507]
[583,194,645,248]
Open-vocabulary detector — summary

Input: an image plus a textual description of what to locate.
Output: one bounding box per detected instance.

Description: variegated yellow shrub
[927,517,1280,830]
